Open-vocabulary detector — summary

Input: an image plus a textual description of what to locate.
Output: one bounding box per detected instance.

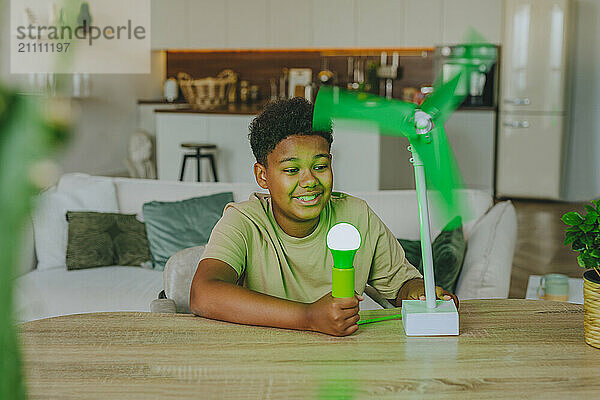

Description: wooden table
[19,300,599,399]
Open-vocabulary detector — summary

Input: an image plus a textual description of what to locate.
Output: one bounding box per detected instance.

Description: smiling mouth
[293,193,323,205]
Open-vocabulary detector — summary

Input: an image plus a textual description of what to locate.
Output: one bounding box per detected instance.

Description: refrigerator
[496,0,572,200]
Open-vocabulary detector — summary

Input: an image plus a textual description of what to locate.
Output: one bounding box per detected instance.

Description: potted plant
[562,199,600,349]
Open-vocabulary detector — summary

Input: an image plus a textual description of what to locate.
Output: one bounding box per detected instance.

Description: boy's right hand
[305,292,363,336]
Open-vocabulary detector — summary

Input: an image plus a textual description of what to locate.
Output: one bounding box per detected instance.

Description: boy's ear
[254,163,268,189]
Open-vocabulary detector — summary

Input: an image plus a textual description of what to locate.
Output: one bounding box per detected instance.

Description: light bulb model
[327,223,361,298]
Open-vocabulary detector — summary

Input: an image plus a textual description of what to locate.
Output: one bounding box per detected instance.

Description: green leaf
[579,254,599,268]
[581,224,594,232]
[572,240,585,251]
[584,211,598,224]
[594,199,600,209]
[562,212,584,226]
[585,204,598,214]
[564,235,578,246]
[591,248,600,258]
[582,235,594,246]
[566,226,581,232]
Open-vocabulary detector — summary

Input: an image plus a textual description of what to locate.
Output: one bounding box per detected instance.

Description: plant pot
[583,269,600,349]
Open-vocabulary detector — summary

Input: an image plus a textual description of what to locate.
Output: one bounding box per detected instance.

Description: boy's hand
[306,292,363,337]
[398,278,459,309]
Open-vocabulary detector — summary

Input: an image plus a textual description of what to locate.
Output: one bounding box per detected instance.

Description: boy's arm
[190,257,362,336]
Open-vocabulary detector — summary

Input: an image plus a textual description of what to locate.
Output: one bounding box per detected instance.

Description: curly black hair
[248,97,333,166]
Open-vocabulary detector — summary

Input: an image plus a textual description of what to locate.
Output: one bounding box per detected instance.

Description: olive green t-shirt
[200,192,422,303]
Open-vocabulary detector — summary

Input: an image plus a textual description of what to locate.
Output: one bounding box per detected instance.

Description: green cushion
[396,216,466,292]
[66,212,152,270]
[142,192,234,270]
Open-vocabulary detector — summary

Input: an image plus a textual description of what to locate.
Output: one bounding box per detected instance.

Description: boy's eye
[314,164,329,170]
[283,168,298,173]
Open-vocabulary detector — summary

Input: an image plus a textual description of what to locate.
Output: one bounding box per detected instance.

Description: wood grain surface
[19,300,599,399]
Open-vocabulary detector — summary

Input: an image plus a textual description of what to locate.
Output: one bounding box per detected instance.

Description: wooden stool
[179,143,218,182]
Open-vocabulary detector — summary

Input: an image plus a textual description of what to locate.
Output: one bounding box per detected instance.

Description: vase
[583,269,600,349]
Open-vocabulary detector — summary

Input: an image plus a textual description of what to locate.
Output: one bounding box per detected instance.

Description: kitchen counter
[155,103,266,116]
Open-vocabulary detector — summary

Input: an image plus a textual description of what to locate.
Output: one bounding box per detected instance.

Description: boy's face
[254,135,333,236]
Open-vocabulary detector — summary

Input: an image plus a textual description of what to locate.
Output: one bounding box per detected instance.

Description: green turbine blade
[420,72,464,126]
[313,86,417,139]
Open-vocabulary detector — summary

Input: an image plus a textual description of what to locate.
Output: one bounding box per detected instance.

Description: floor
[508,199,589,299]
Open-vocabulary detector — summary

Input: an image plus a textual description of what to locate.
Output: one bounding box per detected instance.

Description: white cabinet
[356,0,404,47]
[207,115,257,183]
[188,0,227,49]
[442,0,502,45]
[156,113,254,182]
[500,0,570,113]
[156,112,381,189]
[269,0,312,48]
[331,124,380,192]
[312,0,355,47]
[496,115,565,199]
[226,0,268,48]
[445,111,496,194]
[151,0,188,49]
[404,0,443,47]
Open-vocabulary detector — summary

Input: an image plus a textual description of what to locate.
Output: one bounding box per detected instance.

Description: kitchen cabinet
[226,0,268,48]
[444,110,496,194]
[379,110,496,194]
[151,0,188,49]
[442,0,502,45]
[312,0,355,48]
[356,0,404,47]
[496,115,565,199]
[188,0,227,49]
[155,111,381,190]
[269,0,312,48]
[404,0,443,47]
[331,123,380,192]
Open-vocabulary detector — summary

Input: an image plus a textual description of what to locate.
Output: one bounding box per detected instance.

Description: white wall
[564,0,600,201]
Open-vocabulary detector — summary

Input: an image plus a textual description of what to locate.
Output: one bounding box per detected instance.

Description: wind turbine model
[315,42,497,336]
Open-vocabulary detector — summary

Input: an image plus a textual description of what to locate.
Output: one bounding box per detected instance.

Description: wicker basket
[583,269,600,349]
[178,70,237,110]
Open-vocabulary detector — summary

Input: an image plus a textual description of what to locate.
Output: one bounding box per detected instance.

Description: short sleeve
[200,207,249,277]
[367,207,423,299]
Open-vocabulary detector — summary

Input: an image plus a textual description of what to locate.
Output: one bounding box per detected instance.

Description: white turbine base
[401,300,459,336]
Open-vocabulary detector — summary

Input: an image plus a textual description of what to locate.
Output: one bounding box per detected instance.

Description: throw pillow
[396,216,466,292]
[32,180,119,270]
[66,212,152,270]
[454,201,516,299]
[142,192,234,270]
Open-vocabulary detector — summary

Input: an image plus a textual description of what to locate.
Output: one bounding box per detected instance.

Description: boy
[190,97,458,336]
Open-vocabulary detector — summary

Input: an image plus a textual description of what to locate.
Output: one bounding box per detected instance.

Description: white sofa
[15,173,517,322]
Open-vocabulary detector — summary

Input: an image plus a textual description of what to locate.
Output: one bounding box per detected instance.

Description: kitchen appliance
[376,52,400,99]
[434,45,498,108]
[288,68,313,100]
[496,0,572,200]
[163,77,178,102]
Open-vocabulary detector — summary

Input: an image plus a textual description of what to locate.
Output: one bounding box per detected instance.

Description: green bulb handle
[330,248,357,298]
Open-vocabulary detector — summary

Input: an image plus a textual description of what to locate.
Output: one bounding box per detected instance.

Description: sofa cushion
[455,201,517,299]
[14,266,162,323]
[396,217,466,292]
[143,192,234,270]
[32,180,119,270]
[113,178,262,214]
[66,212,152,270]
